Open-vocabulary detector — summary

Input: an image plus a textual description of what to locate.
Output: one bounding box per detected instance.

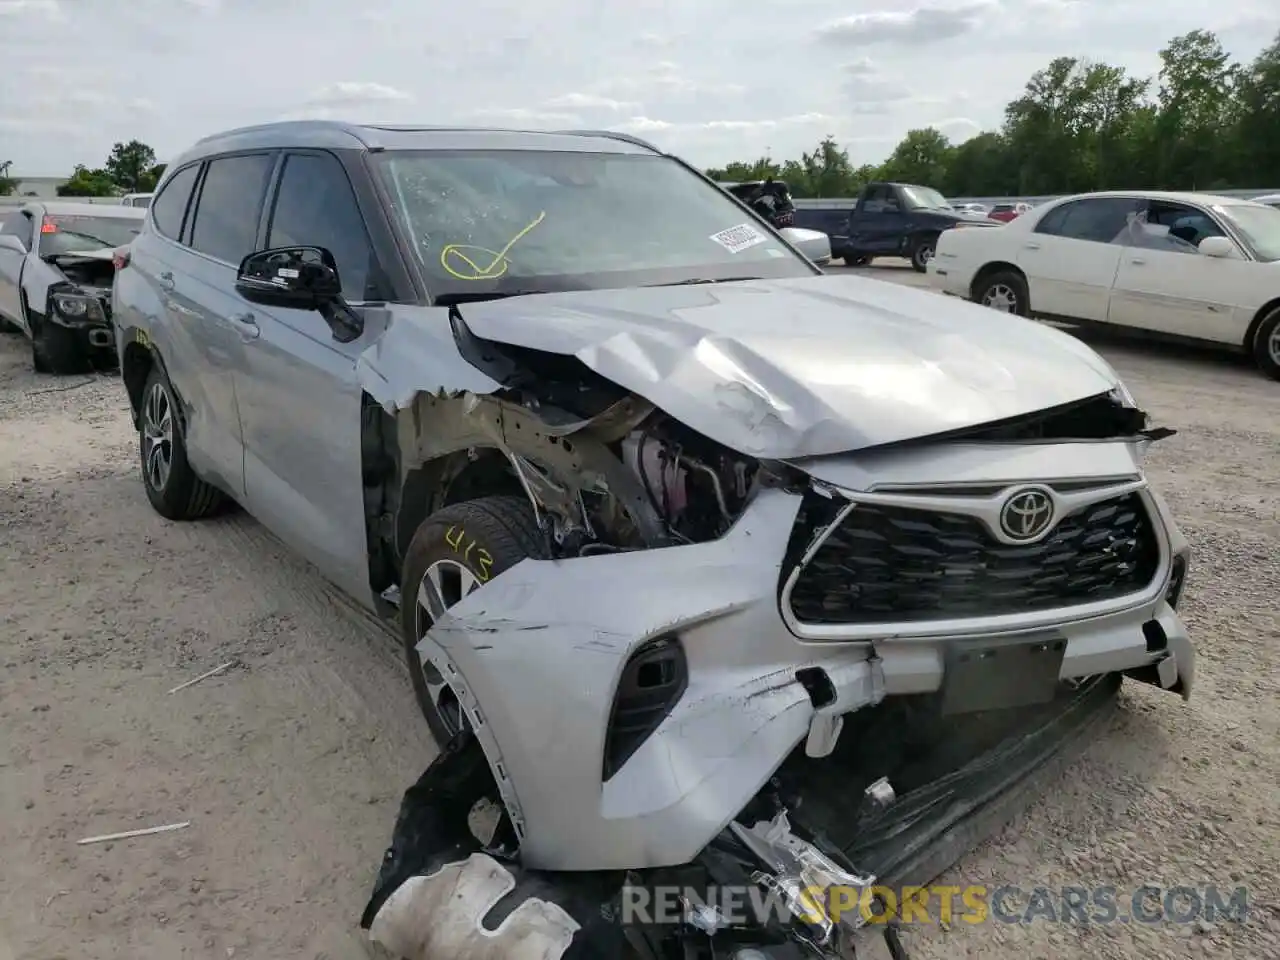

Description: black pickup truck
[794,181,998,272]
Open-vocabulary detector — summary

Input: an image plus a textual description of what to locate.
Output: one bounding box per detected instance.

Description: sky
[1,0,1276,176]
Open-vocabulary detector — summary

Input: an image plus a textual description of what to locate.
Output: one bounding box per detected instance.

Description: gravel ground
[1,266,1276,960]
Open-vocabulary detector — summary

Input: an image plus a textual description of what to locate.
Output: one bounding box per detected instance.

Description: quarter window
[1034,198,1139,243]
[189,154,274,265]
[266,152,379,300]
[150,164,200,241]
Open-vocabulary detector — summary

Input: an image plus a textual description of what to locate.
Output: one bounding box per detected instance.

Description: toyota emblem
[999,488,1055,541]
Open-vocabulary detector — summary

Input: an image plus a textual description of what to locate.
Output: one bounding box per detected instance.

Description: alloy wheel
[415,559,482,737]
[982,283,1019,313]
[142,381,174,492]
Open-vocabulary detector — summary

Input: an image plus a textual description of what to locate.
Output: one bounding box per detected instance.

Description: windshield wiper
[433,290,549,306]
[645,276,763,287]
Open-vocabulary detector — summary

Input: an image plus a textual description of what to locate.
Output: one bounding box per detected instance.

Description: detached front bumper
[421,442,1193,874]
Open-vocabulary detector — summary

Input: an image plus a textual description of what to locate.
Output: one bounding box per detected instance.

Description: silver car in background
[112,121,1195,960]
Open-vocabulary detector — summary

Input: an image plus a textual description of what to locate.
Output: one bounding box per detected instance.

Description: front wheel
[399,496,549,745]
[1252,307,1280,381]
[909,234,937,273]
[32,319,88,375]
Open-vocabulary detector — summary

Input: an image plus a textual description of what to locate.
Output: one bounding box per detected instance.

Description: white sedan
[928,190,1280,380]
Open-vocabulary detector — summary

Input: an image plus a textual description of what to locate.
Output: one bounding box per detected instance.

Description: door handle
[1023,241,1040,250]
[158,271,175,291]
[1129,257,1145,265]
[231,311,260,340]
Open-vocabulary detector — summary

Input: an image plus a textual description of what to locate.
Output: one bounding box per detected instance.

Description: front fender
[20,256,62,314]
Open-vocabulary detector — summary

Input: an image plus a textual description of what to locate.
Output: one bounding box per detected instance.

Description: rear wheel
[138,366,224,520]
[400,496,550,746]
[1252,307,1280,381]
[973,270,1030,317]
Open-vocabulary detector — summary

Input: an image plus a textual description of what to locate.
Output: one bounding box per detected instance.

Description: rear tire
[973,270,1030,317]
[1251,307,1280,381]
[400,496,549,745]
[32,318,89,375]
[138,365,224,520]
[909,234,938,273]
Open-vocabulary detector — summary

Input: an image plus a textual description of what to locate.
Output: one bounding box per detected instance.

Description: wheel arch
[969,260,1025,300]
[1244,297,1280,353]
[121,339,155,427]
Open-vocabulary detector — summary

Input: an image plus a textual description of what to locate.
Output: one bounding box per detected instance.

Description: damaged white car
[112,122,1195,960]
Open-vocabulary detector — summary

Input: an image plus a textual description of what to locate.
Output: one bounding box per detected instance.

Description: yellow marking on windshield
[439,210,547,280]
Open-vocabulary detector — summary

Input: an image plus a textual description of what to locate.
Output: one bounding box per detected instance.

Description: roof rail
[554,129,663,153]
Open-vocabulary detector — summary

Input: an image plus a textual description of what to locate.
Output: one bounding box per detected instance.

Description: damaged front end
[44,251,118,350]
[353,286,1194,960]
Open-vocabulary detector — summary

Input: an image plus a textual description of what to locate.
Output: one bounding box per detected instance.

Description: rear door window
[1035,198,1139,244]
[151,164,201,241]
[188,154,274,265]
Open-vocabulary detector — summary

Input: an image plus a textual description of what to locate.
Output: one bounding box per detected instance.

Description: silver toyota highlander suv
[112,120,1194,960]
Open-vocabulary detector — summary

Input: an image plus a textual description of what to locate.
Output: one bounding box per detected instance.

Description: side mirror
[0,234,27,254]
[236,246,342,309]
[779,226,832,267]
[1198,236,1237,259]
[235,245,363,342]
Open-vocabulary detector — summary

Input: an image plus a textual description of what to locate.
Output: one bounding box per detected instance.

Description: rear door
[0,211,33,328]
[1108,200,1251,343]
[161,153,276,496]
[1017,197,1138,321]
[231,149,389,604]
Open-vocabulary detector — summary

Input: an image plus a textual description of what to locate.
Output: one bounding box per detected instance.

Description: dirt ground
[1,267,1277,960]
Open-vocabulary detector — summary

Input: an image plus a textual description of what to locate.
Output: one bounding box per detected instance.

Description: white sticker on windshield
[710,223,767,254]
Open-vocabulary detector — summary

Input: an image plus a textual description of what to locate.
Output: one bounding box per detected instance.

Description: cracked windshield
[372,150,814,297]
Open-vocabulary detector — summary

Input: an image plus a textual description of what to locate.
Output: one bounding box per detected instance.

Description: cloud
[934,117,985,142]
[542,93,641,113]
[816,3,993,46]
[2,0,1277,175]
[468,107,584,127]
[301,81,412,108]
[0,0,65,20]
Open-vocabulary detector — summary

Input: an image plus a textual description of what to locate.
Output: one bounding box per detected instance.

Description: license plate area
[940,633,1067,716]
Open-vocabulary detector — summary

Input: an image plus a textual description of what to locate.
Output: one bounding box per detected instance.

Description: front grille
[786,492,1161,624]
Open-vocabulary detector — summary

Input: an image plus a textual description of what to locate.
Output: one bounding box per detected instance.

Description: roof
[1054,189,1260,207]
[31,201,146,218]
[172,120,663,169]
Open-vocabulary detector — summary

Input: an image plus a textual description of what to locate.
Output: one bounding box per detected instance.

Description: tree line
[0,140,165,198]
[706,29,1280,199]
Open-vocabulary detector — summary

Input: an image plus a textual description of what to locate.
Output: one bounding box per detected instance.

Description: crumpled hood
[445,274,1122,459]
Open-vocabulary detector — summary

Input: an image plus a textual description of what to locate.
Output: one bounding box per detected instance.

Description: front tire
[32,318,88,375]
[400,496,549,745]
[973,270,1031,317]
[138,366,223,520]
[1252,307,1280,381]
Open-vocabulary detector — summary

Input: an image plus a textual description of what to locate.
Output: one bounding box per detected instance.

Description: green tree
[0,159,17,197]
[1153,30,1239,188]
[878,128,955,188]
[705,157,783,183]
[942,133,1017,196]
[139,162,166,192]
[104,140,158,192]
[1231,35,1279,185]
[56,165,118,197]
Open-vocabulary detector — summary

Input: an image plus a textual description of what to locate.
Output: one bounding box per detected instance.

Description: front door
[1108,200,1249,344]
[1017,197,1138,322]
[232,150,390,606]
